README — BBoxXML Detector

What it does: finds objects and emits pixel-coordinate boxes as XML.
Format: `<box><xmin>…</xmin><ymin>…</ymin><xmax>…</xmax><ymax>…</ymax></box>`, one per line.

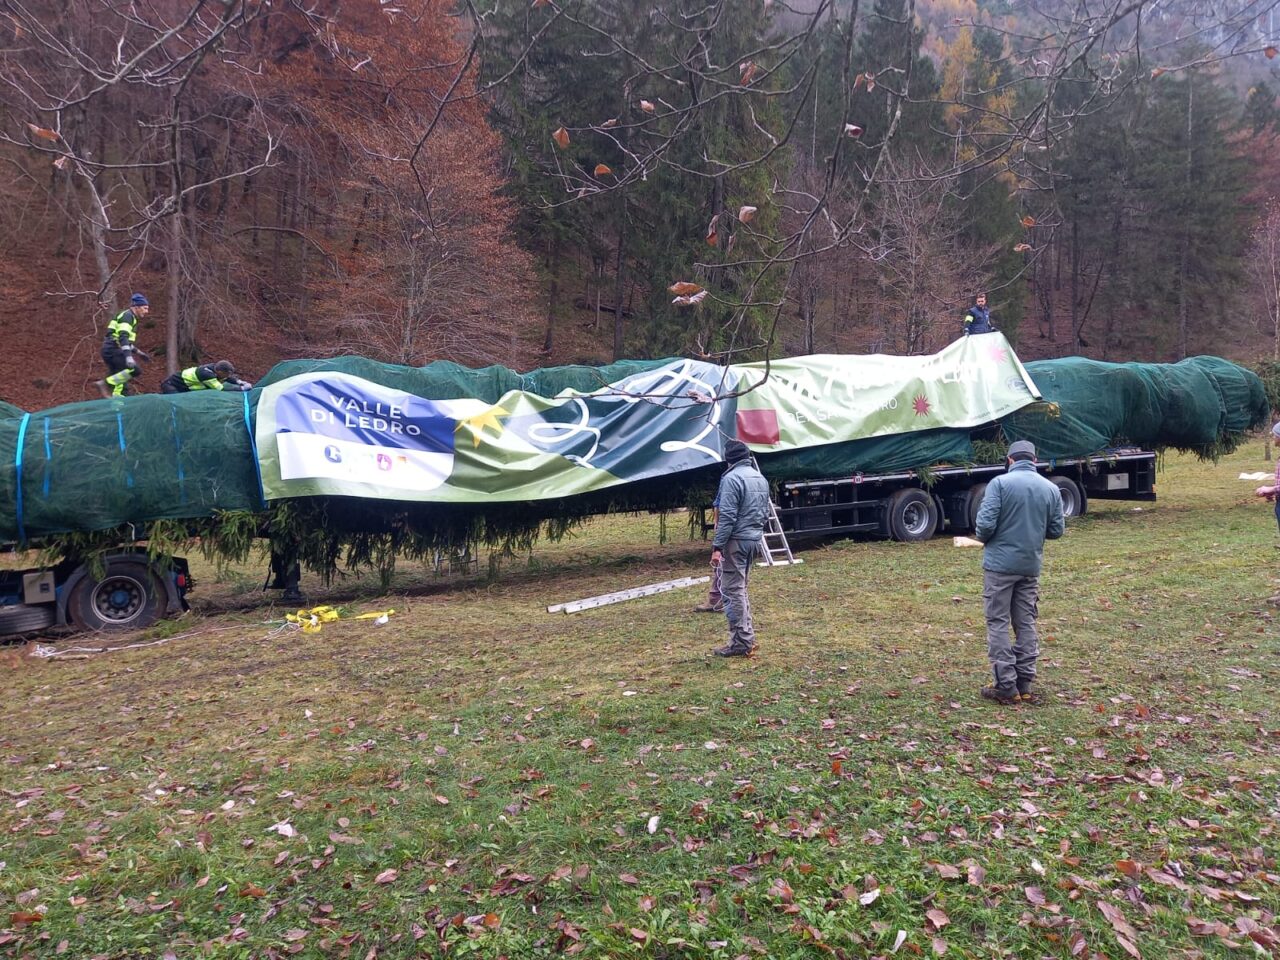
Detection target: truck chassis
<box><xmin>775</xmin><ymin>448</ymin><xmax>1156</xmax><ymax>541</ymax></box>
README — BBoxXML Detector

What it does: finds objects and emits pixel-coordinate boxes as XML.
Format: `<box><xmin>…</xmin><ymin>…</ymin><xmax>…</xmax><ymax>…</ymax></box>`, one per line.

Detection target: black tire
<box><xmin>67</xmin><ymin>558</ymin><xmax>164</xmax><ymax>632</ymax></box>
<box><xmin>1050</xmin><ymin>476</ymin><xmax>1088</xmax><ymax>518</ymax></box>
<box><xmin>965</xmin><ymin>482</ymin><xmax>989</xmax><ymax>531</ymax></box>
<box><xmin>0</xmin><ymin>603</ymin><xmax>57</xmax><ymax>636</ymax></box>
<box><xmin>884</xmin><ymin>487</ymin><xmax>939</xmax><ymax>542</ymax></box>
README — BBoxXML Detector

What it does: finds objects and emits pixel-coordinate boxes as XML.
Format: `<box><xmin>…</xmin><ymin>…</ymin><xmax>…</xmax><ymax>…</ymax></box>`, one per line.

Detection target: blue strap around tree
<box><xmin>243</xmin><ymin>391</ymin><xmax>267</xmax><ymax>508</ymax></box>
<box><xmin>14</xmin><ymin>413</ymin><xmax>30</xmax><ymax>542</ymax></box>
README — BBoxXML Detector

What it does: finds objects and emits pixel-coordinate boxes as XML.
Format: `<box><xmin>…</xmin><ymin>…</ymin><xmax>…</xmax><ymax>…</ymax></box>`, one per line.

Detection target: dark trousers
<box><xmin>101</xmin><ymin>341</ymin><xmax>130</xmax><ymax>375</ymax></box>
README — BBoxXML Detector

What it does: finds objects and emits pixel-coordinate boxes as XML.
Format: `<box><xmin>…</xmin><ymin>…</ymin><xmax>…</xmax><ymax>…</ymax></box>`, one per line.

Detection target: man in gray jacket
<box><xmin>974</xmin><ymin>439</ymin><xmax>1065</xmax><ymax>703</ymax></box>
<box><xmin>711</xmin><ymin>439</ymin><xmax>771</xmax><ymax>657</ymax></box>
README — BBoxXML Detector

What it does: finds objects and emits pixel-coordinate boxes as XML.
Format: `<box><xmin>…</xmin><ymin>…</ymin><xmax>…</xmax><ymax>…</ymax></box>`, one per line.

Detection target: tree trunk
<box><xmin>593</xmin><ymin>255</ymin><xmax>604</xmax><ymax>331</ymax></box>
<box><xmin>1101</xmin><ymin>208</ymin><xmax>1123</xmax><ymax>359</ymax></box>
<box><xmin>1070</xmin><ymin>216</ymin><xmax>1080</xmax><ymax>352</ymax></box>
<box><xmin>802</xmin><ymin>285</ymin><xmax>816</xmax><ymax>354</ymax></box>
<box><xmin>86</xmin><ymin>180</ymin><xmax>116</xmax><ymax>313</ymax></box>
<box><xmin>543</xmin><ymin>235</ymin><xmax>561</xmax><ymax>353</ymax></box>
<box><xmin>166</xmin><ymin>210</ymin><xmax>182</xmax><ymax>373</ymax></box>
<box><xmin>1038</xmin><ymin>251</ymin><xmax>1054</xmax><ymax>342</ymax></box>
<box><xmin>612</xmin><ymin>197</ymin><xmax>629</xmax><ymax>361</ymax></box>
<box><xmin>166</xmin><ymin>105</ymin><xmax>185</xmax><ymax>375</ymax></box>
<box><xmin>1177</xmin><ymin>78</ymin><xmax>1193</xmax><ymax>360</ymax></box>
<box><xmin>1272</xmin><ymin>221</ymin><xmax>1280</xmax><ymax>361</ymax></box>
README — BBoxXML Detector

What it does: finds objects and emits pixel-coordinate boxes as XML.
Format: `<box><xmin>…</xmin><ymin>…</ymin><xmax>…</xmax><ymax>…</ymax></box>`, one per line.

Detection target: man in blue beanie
<box><xmin>95</xmin><ymin>293</ymin><xmax>152</xmax><ymax>398</ymax></box>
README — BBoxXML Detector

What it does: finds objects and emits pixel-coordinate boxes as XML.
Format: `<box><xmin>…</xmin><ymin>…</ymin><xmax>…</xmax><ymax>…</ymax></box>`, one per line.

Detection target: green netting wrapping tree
<box><xmin>0</xmin><ymin>352</ymin><xmax>1269</xmax><ymax>546</ymax></box>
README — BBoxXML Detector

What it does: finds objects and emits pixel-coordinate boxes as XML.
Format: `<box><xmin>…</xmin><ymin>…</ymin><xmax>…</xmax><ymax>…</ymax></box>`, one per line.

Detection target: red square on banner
<box><xmin>736</xmin><ymin>408</ymin><xmax>780</xmax><ymax>445</ymax></box>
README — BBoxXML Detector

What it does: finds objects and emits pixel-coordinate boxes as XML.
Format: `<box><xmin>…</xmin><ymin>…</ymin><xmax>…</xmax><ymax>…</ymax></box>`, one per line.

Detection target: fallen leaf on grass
<box><xmin>1024</xmin><ymin>886</ymin><xmax>1046</xmax><ymax>905</ymax></box>
<box><xmin>1187</xmin><ymin>917</ymin><xmax>1230</xmax><ymax>937</ymax></box>
<box><xmin>1097</xmin><ymin>901</ymin><xmax>1142</xmax><ymax>958</ymax></box>
<box><xmin>859</xmin><ymin>887</ymin><xmax>881</xmax><ymax>905</ymax></box>
<box><xmin>769</xmin><ymin>878</ymin><xmax>795</xmax><ymax>903</ymax></box>
<box><xmin>375</xmin><ymin>869</ymin><xmax>398</xmax><ymax>884</ymax></box>
<box><xmin>925</xmin><ymin>907</ymin><xmax>949</xmax><ymax>930</ymax></box>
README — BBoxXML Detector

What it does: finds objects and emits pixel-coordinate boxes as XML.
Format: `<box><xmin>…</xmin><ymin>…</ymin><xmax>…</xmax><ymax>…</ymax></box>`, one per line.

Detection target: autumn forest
<box><xmin>1</xmin><ymin>0</ymin><xmax>1278</xmax><ymax>409</ymax></box>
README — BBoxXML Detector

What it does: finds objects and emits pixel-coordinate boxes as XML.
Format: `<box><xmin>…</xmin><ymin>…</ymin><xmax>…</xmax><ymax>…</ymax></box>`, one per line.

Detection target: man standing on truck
<box><xmin>962</xmin><ymin>292</ymin><xmax>997</xmax><ymax>335</ymax></box>
<box><xmin>160</xmin><ymin>361</ymin><xmax>252</xmax><ymax>394</ymax></box>
<box><xmin>95</xmin><ymin>293</ymin><xmax>152</xmax><ymax>398</ymax></box>
<box><xmin>973</xmin><ymin>439</ymin><xmax>1065</xmax><ymax>704</ymax></box>
<box><xmin>710</xmin><ymin>439</ymin><xmax>770</xmax><ymax>657</ymax></box>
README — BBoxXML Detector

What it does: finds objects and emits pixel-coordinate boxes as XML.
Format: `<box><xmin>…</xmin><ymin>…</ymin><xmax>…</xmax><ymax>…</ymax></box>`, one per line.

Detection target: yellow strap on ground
<box><xmin>351</xmin><ymin>609</ymin><xmax>395</xmax><ymax>621</ymax></box>
<box><xmin>284</xmin><ymin>605</ymin><xmax>393</xmax><ymax>632</ymax></box>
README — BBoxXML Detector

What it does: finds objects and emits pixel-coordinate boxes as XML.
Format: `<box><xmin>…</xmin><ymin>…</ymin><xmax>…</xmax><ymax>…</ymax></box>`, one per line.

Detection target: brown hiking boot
<box><xmin>712</xmin><ymin>644</ymin><xmax>752</xmax><ymax>658</ymax></box>
<box><xmin>694</xmin><ymin>603</ymin><xmax>724</xmax><ymax>613</ymax></box>
<box><xmin>980</xmin><ymin>685</ymin><xmax>1018</xmax><ymax>705</ymax></box>
<box><xmin>1017</xmin><ymin>682</ymin><xmax>1038</xmax><ymax>704</ymax></box>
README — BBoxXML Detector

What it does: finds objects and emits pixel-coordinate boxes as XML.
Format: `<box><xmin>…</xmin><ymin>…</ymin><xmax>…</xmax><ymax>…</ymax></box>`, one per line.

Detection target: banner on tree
<box><xmin>254</xmin><ymin>334</ymin><xmax>1041</xmax><ymax>503</ymax></box>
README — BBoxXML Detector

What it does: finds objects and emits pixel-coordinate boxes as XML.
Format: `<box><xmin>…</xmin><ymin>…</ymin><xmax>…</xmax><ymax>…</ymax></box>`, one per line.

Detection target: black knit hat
<box><xmin>724</xmin><ymin>439</ymin><xmax>751</xmax><ymax>463</ymax></box>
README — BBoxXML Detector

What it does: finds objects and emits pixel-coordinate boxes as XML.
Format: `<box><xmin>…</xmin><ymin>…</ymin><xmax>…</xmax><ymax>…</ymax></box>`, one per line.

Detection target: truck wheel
<box><xmin>1050</xmin><ymin>476</ymin><xmax>1088</xmax><ymax>518</ymax></box>
<box><xmin>0</xmin><ymin>603</ymin><xmax>57</xmax><ymax>636</ymax></box>
<box><xmin>885</xmin><ymin>488</ymin><xmax>939</xmax><ymax>541</ymax></box>
<box><xmin>965</xmin><ymin>482</ymin><xmax>989</xmax><ymax>531</ymax></box>
<box><xmin>67</xmin><ymin>558</ymin><xmax>164</xmax><ymax>632</ymax></box>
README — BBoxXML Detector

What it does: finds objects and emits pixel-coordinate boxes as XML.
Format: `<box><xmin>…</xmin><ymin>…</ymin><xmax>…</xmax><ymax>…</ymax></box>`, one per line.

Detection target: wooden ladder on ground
<box><xmin>759</xmin><ymin>500</ymin><xmax>803</xmax><ymax>567</ymax></box>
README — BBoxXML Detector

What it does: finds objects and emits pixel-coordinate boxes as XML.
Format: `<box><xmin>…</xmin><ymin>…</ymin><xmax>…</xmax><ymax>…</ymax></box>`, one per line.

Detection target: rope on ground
<box><xmin>30</xmin><ymin>624</ymin><xmax>247</xmax><ymax>658</ymax></box>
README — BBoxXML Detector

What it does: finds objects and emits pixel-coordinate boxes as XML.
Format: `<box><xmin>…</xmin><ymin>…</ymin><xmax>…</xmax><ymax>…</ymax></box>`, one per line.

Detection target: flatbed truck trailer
<box><xmin>0</xmin><ymin>449</ymin><xmax>1157</xmax><ymax>640</ymax></box>
<box><xmin>774</xmin><ymin>448</ymin><xmax>1157</xmax><ymax>541</ymax></box>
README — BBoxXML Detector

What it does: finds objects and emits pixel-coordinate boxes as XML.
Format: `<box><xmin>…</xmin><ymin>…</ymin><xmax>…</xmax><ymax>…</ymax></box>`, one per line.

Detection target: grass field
<box><xmin>1</xmin><ymin>448</ymin><xmax>1278</xmax><ymax>959</ymax></box>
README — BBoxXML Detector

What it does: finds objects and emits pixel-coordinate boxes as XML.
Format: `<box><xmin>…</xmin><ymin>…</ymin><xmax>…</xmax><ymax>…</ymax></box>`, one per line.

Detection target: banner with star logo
<box><xmin>733</xmin><ymin>333</ymin><xmax>1039</xmax><ymax>450</ymax></box>
<box><xmin>254</xmin><ymin>334</ymin><xmax>1040</xmax><ymax>503</ymax></box>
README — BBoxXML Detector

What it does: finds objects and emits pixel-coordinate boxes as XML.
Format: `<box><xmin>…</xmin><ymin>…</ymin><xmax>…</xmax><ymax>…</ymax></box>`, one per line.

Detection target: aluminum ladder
<box><xmin>759</xmin><ymin>500</ymin><xmax>803</xmax><ymax>566</ymax></box>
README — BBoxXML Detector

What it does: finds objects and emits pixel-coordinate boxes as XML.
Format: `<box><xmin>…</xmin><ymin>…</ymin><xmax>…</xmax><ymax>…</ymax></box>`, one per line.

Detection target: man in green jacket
<box><xmin>160</xmin><ymin>361</ymin><xmax>252</xmax><ymax>394</ymax></box>
<box><xmin>973</xmin><ymin>439</ymin><xmax>1065</xmax><ymax>704</ymax></box>
<box><xmin>710</xmin><ymin>439</ymin><xmax>770</xmax><ymax>657</ymax></box>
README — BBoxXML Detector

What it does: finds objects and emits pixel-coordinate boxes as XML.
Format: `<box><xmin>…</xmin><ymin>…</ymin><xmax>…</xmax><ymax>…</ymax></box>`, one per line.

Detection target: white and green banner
<box><xmin>254</xmin><ymin>333</ymin><xmax>1041</xmax><ymax>502</ymax></box>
